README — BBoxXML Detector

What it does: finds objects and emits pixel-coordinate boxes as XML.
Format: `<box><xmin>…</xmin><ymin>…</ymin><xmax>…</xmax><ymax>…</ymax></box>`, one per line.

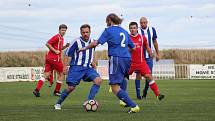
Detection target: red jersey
<box><xmin>130</xmin><ymin>34</ymin><xmax>148</xmax><ymax>64</ymax></box>
<box><xmin>46</xmin><ymin>34</ymin><xmax>64</xmax><ymax>61</ymax></box>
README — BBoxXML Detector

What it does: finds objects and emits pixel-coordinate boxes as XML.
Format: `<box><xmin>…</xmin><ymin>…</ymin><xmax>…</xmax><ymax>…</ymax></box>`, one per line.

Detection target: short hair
<box><xmin>140</xmin><ymin>17</ymin><xmax>148</xmax><ymax>22</ymax></box>
<box><xmin>80</xmin><ymin>24</ymin><xmax>91</xmax><ymax>31</ymax></box>
<box><xmin>129</xmin><ymin>22</ymin><xmax>138</xmax><ymax>27</ymax></box>
<box><xmin>59</xmin><ymin>24</ymin><xmax>67</xmax><ymax>30</ymax></box>
<box><xmin>106</xmin><ymin>13</ymin><xmax>123</xmax><ymax>25</ymax></box>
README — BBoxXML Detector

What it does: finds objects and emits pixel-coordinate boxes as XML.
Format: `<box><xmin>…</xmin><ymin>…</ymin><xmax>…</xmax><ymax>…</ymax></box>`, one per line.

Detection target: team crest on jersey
<box><xmin>138</xmin><ymin>38</ymin><xmax>141</xmax><ymax>42</ymax></box>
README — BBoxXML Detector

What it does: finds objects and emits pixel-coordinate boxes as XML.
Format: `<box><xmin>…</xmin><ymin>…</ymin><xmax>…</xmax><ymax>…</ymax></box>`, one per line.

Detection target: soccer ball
<box><xmin>83</xmin><ymin>100</ymin><xmax>98</xmax><ymax>112</ymax></box>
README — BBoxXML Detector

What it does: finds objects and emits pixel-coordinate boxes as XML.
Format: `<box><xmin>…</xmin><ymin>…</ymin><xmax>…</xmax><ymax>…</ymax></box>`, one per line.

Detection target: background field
<box><xmin>0</xmin><ymin>80</ymin><xmax>215</xmax><ymax>121</ymax></box>
<box><xmin>0</xmin><ymin>49</ymin><xmax>215</xmax><ymax>67</ymax></box>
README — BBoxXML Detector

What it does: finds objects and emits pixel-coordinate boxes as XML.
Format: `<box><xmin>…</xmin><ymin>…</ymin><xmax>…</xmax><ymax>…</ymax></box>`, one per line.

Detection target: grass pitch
<box><xmin>0</xmin><ymin>80</ymin><xmax>215</xmax><ymax>121</ymax></box>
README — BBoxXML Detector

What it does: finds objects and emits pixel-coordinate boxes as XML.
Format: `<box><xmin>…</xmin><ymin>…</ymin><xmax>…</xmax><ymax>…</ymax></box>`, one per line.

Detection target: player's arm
<box><xmin>79</xmin><ymin>40</ymin><xmax>98</xmax><ymax>52</ymax></box>
<box><xmin>46</xmin><ymin>43</ymin><xmax>60</xmax><ymax>54</ymax></box>
<box><xmin>62</xmin><ymin>43</ymin><xmax>70</xmax><ymax>50</ymax></box>
<box><xmin>152</xmin><ymin>27</ymin><xmax>159</xmax><ymax>61</ymax></box>
<box><xmin>63</xmin><ymin>40</ymin><xmax>77</xmax><ymax>74</ymax></box>
<box><xmin>46</xmin><ymin>36</ymin><xmax>60</xmax><ymax>54</ymax></box>
<box><xmin>91</xmin><ymin>51</ymin><xmax>97</xmax><ymax>69</ymax></box>
<box><xmin>153</xmin><ymin>40</ymin><xmax>159</xmax><ymax>61</ymax></box>
<box><xmin>63</xmin><ymin>55</ymin><xmax>69</xmax><ymax>75</ymax></box>
<box><xmin>128</xmin><ymin>35</ymin><xmax>135</xmax><ymax>51</ymax></box>
<box><xmin>128</xmin><ymin>47</ymin><xmax>134</xmax><ymax>52</ymax></box>
<box><xmin>79</xmin><ymin>29</ymin><xmax>109</xmax><ymax>52</ymax></box>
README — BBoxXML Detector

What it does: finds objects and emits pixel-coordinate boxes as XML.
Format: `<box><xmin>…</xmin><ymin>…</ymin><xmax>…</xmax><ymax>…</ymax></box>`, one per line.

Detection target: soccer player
<box><xmin>54</xmin><ymin>24</ymin><xmax>102</xmax><ymax>110</ymax></box>
<box><xmin>79</xmin><ymin>13</ymin><xmax>140</xmax><ymax>114</ymax></box>
<box><xmin>125</xmin><ymin>22</ymin><xmax>164</xmax><ymax>101</ymax></box>
<box><xmin>134</xmin><ymin>17</ymin><xmax>160</xmax><ymax>99</ymax></box>
<box><xmin>33</xmin><ymin>24</ymin><xmax>69</xmax><ymax>97</ymax></box>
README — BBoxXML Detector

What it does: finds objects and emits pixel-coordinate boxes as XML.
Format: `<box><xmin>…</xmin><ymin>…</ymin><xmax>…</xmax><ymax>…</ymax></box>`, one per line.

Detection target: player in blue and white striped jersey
<box><xmin>65</xmin><ymin>35</ymin><xmax>95</xmax><ymax>68</ymax></box>
<box><xmin>54</xmin><ymin>24</ymin><xmax>102</xmax><ymax>110</ymax></box>
<box><xmin>137</xmin><ymin>17</ymin><xmax>160</xmax><ymax>99</ymax></box>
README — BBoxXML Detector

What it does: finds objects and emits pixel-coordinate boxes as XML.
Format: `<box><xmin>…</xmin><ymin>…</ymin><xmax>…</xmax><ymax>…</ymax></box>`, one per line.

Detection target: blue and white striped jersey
<box><xmin>65</xmin><ymin>37</ymin><xmax>95</xmax><ymax>67</ymax></box>
<box><xmin>139</xmin><ymin>26</ymin><xmax>157</xmax><ymax>59</ymax></box>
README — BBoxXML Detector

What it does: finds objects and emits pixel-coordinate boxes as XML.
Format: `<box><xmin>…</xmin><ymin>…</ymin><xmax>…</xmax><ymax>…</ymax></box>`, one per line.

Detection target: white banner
<box><xmin>189</xmin><ymin>64</ymin><xmax>215</xmax><ymax>79</ymax></box>
<box><xmin>0</xmin><ymin>67</ymin><xmax>44</xmax><ymax>82</ymax></box>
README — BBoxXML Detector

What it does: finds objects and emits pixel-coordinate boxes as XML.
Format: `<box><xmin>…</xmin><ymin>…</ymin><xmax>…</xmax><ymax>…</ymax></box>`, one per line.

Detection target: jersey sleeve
<box><xmin>47</xmin><ymin>35</ymin><xmax>58</xmax><ymax>45</ymax></box>
<box><xmin>65</xmin><ymin>40</ymin><xmax>78</xmax><ymax>57</ymax></box>
<box><xmin>152</xmin><ymin>27</ymin><xmax>157</xmax><ymax>41</ymax></box>
<box><xmin>97</xmin><ymin>28</ymin><xmax>109</xmax><ymax>45</ymax></box>
<box><xmin>128</xmin><ymin>34</ymin><xmax>135</xmax><ymax>49</ymax></box>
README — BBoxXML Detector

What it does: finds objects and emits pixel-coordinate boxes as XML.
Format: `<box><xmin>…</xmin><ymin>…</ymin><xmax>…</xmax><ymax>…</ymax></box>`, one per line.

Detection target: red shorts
<box><xmin>128</xmin><ymin>62</ymin><xmax>151</xmax><ymax>76</ymax></box>
<box><xmin>44</xmin><ymin>58</ymin><xmax>63</xmax><ymax>73</ymax></box>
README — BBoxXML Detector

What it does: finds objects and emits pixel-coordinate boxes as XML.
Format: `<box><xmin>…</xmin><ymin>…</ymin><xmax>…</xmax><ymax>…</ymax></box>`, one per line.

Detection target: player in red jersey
<box><xmin>33</xmin><ymin>24</ymin><xmax>69</xmax><ymax>97</ymax></box>
<box><xmin>128</xmin><ymin>22</ymin><xmax>164</xmax><ymax>100</ymax></box>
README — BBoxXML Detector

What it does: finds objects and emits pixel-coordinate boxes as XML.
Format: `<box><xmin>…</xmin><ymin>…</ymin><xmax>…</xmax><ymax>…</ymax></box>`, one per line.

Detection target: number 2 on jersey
<box><xmin>120</xmin><ymin>32</ymin><xmax>126</xmax><ymax>47</ymax></box>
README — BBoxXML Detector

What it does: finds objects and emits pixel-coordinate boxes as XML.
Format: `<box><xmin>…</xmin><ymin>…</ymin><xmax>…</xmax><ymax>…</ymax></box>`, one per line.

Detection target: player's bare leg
<box><xmin>113</xmin><ymin>85</ymin><xmax>127</xmax><ymax>107</ymax></box>
<box><xmin>33</xmin><ymin>71</ymin><xmax>51</xmax><ymax>97</ymax></box>
<box><xmin>120</xmin><ymin>77</ymin><xmax>128</xmax><ymax>91</ymax></box>
<box><xmin>87</xmin><ymin>77</ymin><xmax>102</xmax><ymax>100</ymax></box>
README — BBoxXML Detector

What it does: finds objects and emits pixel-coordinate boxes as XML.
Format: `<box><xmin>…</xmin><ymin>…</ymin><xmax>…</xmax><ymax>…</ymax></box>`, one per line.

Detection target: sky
<box><xmin>0</xmin><ymin>0</ymin><xmax>215</xmax><ymax>51</ymax></box>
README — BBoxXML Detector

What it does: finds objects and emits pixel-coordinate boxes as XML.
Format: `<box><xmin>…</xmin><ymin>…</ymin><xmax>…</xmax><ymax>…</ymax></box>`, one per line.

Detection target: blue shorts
<box><xmin>145</xmin><ymin>58</ymin><xmax>153</xmax><ymax>71</ymax></box>
<box><xmin>66</xmin><ymin>65</ymin><xmax>100</xmax><ymax>87</ymax></box>
<box><xmin>109</xmin><ymin>56</ymin><xmax>131</xmax><ymax>85</ymax></box>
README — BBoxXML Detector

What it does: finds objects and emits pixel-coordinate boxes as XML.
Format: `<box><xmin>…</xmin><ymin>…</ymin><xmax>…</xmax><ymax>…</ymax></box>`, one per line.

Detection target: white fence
<box><xmin>97</xmin><ymin>59</ymin><xmax>176</xmax><ymax>80</ymax></box>
<box><xmin>152</xmin><ymin>59</ymin><xmax>175</xmax><ymax>80</ymax></box>
<box><xmin>97</xmin><ymin>60</ymin><xmax>215</xmax><ymax>80</ymax></box>
<box><xmin>0</xmin><ymin>62</ymin><xmax>215</xmax><ymax>82</ymax></box>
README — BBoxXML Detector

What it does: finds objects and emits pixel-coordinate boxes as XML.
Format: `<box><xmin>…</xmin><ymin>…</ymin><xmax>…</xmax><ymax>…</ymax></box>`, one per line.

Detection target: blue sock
<box><xmin>135</xmin><ymin>79</ymin><xmax>141</xmax><ymax>98</ymax></box>
<box><xmin>56</xmin><ymin>89</ymin><xmax>69</xmax><ymax>104</ymax></box>
<box><xmin>120</xmin><ymin>79</ymin><xmax>127</xmax><ymax>91</ymax></box>
<box><xmin>116</xmin><ymin>89</ymin><xmax>136</xmax><ymax>107</ymax></box>
<box><xmin>88</xmin><ymin>84</ymin><xmax>100</xmax><ymax>100</ymax></box>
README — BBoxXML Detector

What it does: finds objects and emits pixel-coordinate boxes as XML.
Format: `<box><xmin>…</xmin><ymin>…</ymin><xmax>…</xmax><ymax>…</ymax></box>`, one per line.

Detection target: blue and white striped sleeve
<box><xmin>152</xmin><ymin>27</ymin><xmax>157</xmax><ymax>41</ymax></box>
<box><xmin>65</xmin><ymin>39</ymin><xmax>78</xmax><ymax>57</ymax></box>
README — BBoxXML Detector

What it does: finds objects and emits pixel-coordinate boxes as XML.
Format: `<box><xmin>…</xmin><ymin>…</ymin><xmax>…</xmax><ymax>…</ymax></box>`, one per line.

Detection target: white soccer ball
<box><xmin>83</xmin><ymin>100</ymin><xmax>98</xmax><ymax>112</ymax></box>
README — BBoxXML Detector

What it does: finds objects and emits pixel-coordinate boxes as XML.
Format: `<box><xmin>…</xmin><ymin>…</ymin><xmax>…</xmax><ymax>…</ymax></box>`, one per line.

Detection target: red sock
<box><xmin>54</xmin><ymin>81</ymin><xmax>62</xmax><ymax>92</ymax></box>
<box><xmin>36</xmin><ymin>79</ymin><xmax>45</xmax><ymax>91</ymax></box>
<box><xmin>149</xmin><ymin>80</ymin><xmax>159</xmax><ymax>97</ymax></box>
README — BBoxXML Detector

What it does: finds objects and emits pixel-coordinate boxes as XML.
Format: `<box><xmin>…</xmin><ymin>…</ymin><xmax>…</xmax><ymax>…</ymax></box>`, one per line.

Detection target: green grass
<box><xmin>0</xmin><ymin>80</ymin><xmax>215</xmax><ymax>121</ymax></box>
